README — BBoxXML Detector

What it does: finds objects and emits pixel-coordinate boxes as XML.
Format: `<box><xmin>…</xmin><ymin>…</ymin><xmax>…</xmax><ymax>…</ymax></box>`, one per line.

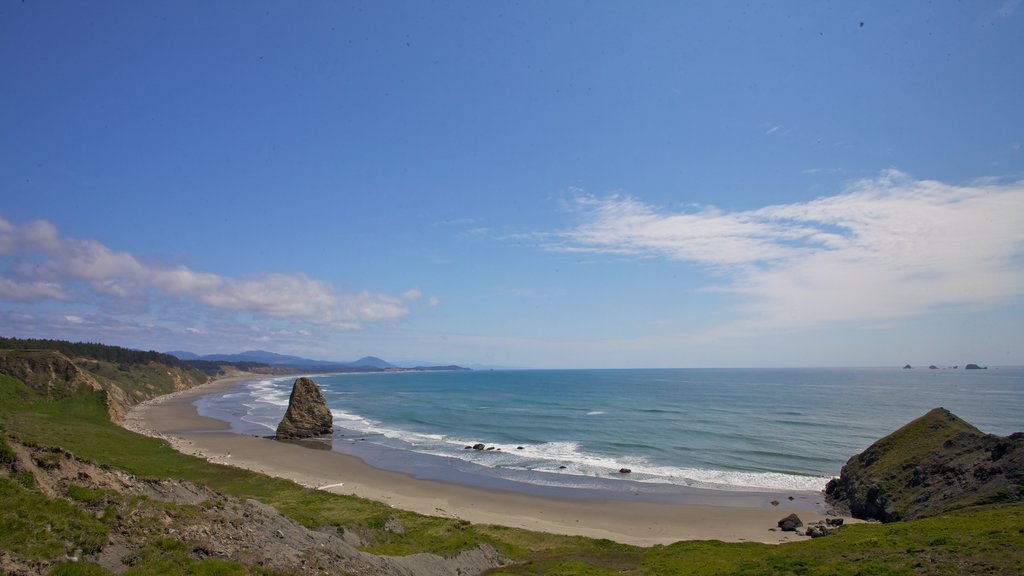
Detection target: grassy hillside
<box><xmin>826</xmin><ymin>408</ymin><xmax>1024</xmax><ymax>522</ymax></box>
<box><xmin>0</xmin><ymin>339</ymin><xmax>213</xmax><ymax>423</ymax></box>
<box><xmin>1</xmin><ymin>353</ymin><xmax>1023</xmax><ymax>574</ymax></box>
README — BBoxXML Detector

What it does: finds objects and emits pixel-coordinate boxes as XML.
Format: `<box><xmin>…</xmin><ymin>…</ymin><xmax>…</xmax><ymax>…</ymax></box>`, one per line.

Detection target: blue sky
<box><xmin>2</xmin><ymin>1</ymin><xmax>1023</xmax><ymax>368</ymax></box>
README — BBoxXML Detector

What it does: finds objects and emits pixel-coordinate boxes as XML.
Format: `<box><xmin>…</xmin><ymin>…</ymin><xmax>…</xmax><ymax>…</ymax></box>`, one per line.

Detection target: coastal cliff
<box><xmin>0</xmin><ymin>349</ymin><xmax>128</xmax><ymax>422</ymax></box>
<box><xmin>825</xmin><ymin>408</ymin><xmax>1024</xmax><ymax>522</ymax></box>
<box><xmin>0</xmin><ymin>348</ymin><xmax>210</xmax><ymax>422</ymax></box>
<box><xmin>276</xmin><ymin>377</ymin><xmax>334</xmax><ymax>439</ymax></box>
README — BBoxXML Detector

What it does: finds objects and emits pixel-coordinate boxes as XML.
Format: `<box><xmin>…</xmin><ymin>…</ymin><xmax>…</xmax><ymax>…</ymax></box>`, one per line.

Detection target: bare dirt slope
<box><xmin>2</xmin><ymin>438</ymin><xmax>507</xmax><ymax>576</ymax></box>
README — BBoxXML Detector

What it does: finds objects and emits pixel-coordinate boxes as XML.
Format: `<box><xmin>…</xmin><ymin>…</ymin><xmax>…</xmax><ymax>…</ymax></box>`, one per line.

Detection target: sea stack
<box><xmin>275</xmin><ymin>377</ymin><xmax>333</xmax><ymax>440</ymax></box>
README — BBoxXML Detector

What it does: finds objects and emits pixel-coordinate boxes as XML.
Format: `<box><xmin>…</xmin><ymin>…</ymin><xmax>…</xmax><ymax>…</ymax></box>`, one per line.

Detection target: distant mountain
<box><xmin>349</xmin><ymin>356</ymin><xmax>395</xmax><ymax>369</ymax></box>
<box><xmin>166</xmin><ymin>350</ymin><xmax>468</xmax><ymax>372</ymax></box>
<box><xmin>168</xmin><ymin>350</ymin><xmax>343</xmax><ymax>367</ymax></box>
<box><xmin>214</xmin><ymin>350</ymin><xmax>334</xmax><ymax>366</ymax></box>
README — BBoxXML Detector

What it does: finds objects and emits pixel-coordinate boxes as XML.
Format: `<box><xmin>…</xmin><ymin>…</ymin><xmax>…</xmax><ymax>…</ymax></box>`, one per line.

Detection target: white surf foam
<box><xmin>235</xmin><ymin>377</ymin><xmax>831</xmax><ymax>493</ymax></box>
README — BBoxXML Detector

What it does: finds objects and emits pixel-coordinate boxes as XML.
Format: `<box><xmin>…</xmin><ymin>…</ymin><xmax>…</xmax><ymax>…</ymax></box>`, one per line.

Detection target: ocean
<box><xmin>195</xmin><ymin>367</ymin><xmax>1024</xmax><ymax>499</ymax></box>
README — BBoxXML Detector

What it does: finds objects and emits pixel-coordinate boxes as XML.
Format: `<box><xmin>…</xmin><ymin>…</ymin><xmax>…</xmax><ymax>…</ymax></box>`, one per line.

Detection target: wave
<box><xmin>231</xmin><ymin>375</ymin><xmax>831</xmax><ymax>493</ymax></box>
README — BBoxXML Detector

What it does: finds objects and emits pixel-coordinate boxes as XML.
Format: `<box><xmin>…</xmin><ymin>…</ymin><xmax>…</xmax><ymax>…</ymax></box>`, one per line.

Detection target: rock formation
<box><xmin>825</xmin><ymin>408</ymin><xmax>1023</xmax><ymax>522</ymax></box>
<box><xmin>275</xmin><ymin>377</ymin><xmax>333</xmax><ymax>440</ymax></box>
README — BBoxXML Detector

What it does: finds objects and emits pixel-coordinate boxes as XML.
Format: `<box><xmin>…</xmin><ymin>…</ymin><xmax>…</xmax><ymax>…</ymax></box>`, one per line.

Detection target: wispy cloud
<box><xmin>994</xmin><ymin>0</ymin><xmax>1022</xmax><ymax>19</ymax></box>
<box><xmin>0</xmin><ymin>218</ymin><xmax>411</xmax><ymax>330</ymax></box>
<box><xmin>979</xmin><ymin>0</ymin><xmax>1022</xmax><ymax>26</ymax></box>
<box><xmin>547</xmin><ymin>170</ymin><xmax>1024</xmax><ymax>334</ymax></box>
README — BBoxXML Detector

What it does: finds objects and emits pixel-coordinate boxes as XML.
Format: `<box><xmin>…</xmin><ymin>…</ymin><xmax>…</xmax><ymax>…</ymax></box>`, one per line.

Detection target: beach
<box><xmin>121</xmin><ymin>375</ymin><xmax>843</xmax><ymax>546</ymax></box>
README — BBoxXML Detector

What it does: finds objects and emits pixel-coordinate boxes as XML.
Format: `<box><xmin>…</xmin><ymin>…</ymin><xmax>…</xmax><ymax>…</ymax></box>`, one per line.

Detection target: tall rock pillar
<box><xmin>275</xmin><ymin>377</ymin><xmax>334</xmax><ymax>439</ymax></box>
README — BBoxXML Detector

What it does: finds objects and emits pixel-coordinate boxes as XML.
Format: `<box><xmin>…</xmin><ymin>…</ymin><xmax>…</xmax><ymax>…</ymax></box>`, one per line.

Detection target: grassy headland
<box><xmin>1</xmin><ymin>340</ymin><xmax>1022</xmax><ymax>575</ymax></box>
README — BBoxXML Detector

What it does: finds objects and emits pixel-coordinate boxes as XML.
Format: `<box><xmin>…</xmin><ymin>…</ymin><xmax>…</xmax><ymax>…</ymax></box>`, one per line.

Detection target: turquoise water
<box><xmin>197</xmin><ymin>367</ymin><xmax>1024</xmax><ymax>495</ymax></box>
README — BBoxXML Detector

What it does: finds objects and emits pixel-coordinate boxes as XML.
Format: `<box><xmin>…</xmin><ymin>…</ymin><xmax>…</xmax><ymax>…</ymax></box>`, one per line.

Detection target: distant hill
<box><xmin>349</xmin><ymin>356</ymin><xmax>395</xmax><ymax>369</ymax></box>
<box><xmin>175</xmin><ymin>350</ymin><xmax>340</xmax><ymax>367</ymax></box>
<box><xmin>167</xmin><ymin>350</ymin><xmax>467</xmax><ymax>372</ymax></box>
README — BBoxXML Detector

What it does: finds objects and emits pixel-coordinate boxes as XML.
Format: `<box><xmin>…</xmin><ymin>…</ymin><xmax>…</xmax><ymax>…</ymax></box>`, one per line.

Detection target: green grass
<box><xmin>48</xmin><ymin>539</ymin><xmax>303</xmax><ymax>576</ymax></box>
<box><xmin>0</xmin><ymin>477</ymin><xmax>109</xmax><ymax>559</ymax></box>
<box><xmin>0</xmin><ymin>374</ymin><xmax>513</xmax><ymax>558</ymax></box>
<box><xmin>3</xmin><ymin>373</ymin><xmax>1024</xmax><ymax>575</ymax></box>
<box><xmin>487</xmin><ymin>507</ymin><xmax>1024</xmax><ymax>575</ymax></box>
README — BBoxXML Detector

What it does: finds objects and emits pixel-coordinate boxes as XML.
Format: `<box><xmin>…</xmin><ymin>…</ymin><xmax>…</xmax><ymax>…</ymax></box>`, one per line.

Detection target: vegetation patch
<box><xmin>0</xmin><ymin>476</ymin><xmax>109</xmax><ymax>559</ymax></box>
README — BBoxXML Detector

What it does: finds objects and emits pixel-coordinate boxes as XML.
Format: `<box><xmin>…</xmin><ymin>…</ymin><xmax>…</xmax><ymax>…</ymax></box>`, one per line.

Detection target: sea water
<box><xmin>196</xmin><ymin>367</ymin><xmax>1024</xmax><ymax>497</ymax></box>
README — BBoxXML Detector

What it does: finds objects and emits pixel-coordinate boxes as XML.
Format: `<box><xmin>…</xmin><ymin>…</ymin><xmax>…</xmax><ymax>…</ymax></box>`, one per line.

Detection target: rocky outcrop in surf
<box><xmin>275</xmin><ymin>377</ymin><xmax>333</xmax><ymax>440</ymax></box>
<box><xmin>825</xmin><ymin>408</ymin><xmax>1024</xmax><ymax>522</ymax></box>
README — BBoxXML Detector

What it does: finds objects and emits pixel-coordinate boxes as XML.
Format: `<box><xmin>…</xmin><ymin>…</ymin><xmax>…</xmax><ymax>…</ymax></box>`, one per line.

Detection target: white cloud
<box><xmin>0</xmin><ymin>277</ymin><xmax>70</xmax><ymax>301</ymax></box>
<box><xmin>551</xmin><ymin>193</ymin><xmax>816</xmax><ymax>265</ymax></box>
<box><xmin>0</xmin><ymin>217</ymin><xmax>411</xmax><ymax>330</ymax></box>
<box><xmin>552</xmin><ymin>171</ymin><xmax>1024</xmax><ymax>333</ymax></box>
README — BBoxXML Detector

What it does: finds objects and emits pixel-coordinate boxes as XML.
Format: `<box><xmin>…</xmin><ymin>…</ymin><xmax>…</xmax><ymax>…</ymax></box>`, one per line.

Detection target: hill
<box><xmin>350</xmin><ymin>355</ymin><xmax>395</xmax><ymax>369</ymax></box>
<box><xmin>168</xmin><ymin>349</ymin><xmax>468</xmax><ymax>372</ymax></box>
<box><xmin>826</xmin><ymin>407</ymin><xmax>1024</xmax><ymax>522</ymax></box>
<box><xmin>0</xmin><ymin>338</ymin><xmax>217</xmax><ymax>421</ymax></box>
<box><xmin>0</xmin><ymin>338</ymin><xmax>280</xmax><ymax>420</ymax></box>
<box><xmin>173</xmin><ymin>349</ymin><xmax>337</xmax><ymax>367</ymax></box>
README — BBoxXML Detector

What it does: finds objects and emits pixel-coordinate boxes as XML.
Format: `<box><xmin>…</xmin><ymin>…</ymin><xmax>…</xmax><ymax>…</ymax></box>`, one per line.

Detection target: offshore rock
<box><xmin>275</xmin><ymin>377</ymin><xmax>333</xmax><ymax>440</ymax></box>
<box><xmin>825</xmin><ymin>408</ymin><xmax>1023</xmax><ymax>523</ymax></box>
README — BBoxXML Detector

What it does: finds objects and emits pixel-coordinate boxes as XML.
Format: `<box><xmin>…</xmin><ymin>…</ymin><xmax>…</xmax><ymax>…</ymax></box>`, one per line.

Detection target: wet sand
<box><xmin>122</xmin><ymin>376</ymin><xmax>840</xmax><ymax>546</ymax></box>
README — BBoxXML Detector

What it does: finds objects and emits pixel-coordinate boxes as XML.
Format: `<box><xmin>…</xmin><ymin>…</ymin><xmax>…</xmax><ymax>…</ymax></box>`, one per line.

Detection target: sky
<box><xmin>2</xmin><ymin>1</ymin><xmax>1023</xmax><ymax>368</ymax></box>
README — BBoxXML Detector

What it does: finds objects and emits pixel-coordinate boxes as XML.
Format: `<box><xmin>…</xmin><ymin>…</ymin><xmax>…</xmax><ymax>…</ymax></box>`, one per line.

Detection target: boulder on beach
<box><xmin>275</xmin><ymin>377</ymin><xmax>333</xmax><ymax>440</ymax></box>
<box><xmin>777</xmin><ymin>513</ymin><xmax>803</xmax><ymax>532</ymax></box>
<box><xmin>804</xmin><ymin>519</ymin><xmax>843</xmax><ymax>538</ymax></box>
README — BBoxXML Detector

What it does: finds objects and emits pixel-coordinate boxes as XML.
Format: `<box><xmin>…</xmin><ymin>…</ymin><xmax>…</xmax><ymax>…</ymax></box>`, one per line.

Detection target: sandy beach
<box><xmin>122</xmin><ymin>376</ymin><xmax>842</xmax><ymax>546</ymax></box>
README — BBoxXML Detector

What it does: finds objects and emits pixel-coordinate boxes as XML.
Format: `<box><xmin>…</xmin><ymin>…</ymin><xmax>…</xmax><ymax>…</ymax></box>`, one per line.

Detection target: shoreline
<box><xmin>121</xmin><ymin>375</ymin><xmax>843</xmax><ymax>546</ymax></box>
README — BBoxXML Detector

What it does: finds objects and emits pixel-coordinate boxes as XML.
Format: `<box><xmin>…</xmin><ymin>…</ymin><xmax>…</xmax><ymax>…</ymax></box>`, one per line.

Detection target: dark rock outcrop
<box><xmin>275</xmin><ymin>377</ymin><xmax>333</xmax><ymax>440</ymax></box>
<box><xmin>825</xmin><ymin>408</ymin><xmax>1023</xmax><ymax>523</ymax></box>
